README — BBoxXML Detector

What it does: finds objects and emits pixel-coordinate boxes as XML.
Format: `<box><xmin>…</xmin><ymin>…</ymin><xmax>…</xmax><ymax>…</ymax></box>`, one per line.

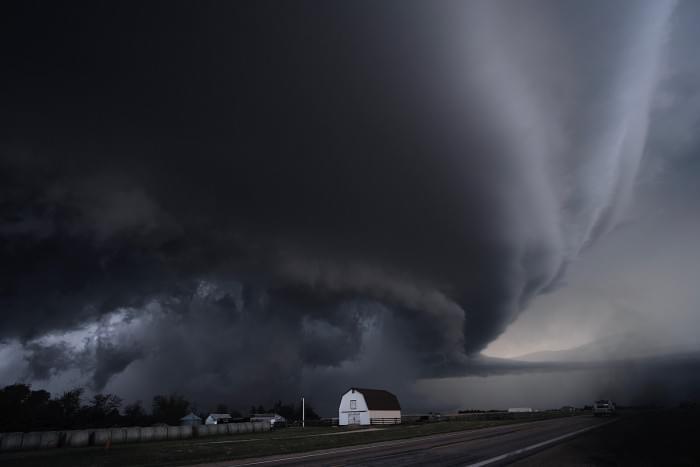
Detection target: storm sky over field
<box><xmin>2</xmin><ymin>1</ymin><xmax>700</xmax><ymax>413</ymax></box>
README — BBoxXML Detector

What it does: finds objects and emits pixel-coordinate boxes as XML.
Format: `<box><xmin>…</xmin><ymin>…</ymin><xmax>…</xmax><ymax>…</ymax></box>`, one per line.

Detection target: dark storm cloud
<box><xmin>91</xmin><ymin>336</ymin><xmax>146</xmax><ymax>390</ymax></box>
<box><xmin>23</xmin><ymin>342</ymin><xmax>77</xmax><ymax>381</ymax></box>
<box><xmin>0</xmin><ymin>0</ymin><xmax>688</xmax><ymax>407</ymax></box>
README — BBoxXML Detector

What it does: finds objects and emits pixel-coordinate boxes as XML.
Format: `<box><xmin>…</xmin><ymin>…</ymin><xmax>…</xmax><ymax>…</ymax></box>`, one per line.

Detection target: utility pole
<box><xmin>302</xmin><ymin>396</ymin><xmax>305</xmax><ymax>429</ymax></box>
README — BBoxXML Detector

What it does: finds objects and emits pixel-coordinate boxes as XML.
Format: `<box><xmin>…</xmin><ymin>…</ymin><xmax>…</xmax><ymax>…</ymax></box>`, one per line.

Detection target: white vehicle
<box><xmin>593</xmin><ymin>400</ymin><xmax>616</xmax><ymax>416</ymax></box>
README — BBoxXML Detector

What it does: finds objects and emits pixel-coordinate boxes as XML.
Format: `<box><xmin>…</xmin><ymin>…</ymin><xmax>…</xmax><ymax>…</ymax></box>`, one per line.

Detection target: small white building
<box><xmin>507</xmin><ymin>407</ymin><xmax>533</xmax><ymax>413</ymax></box>
<box><xmin>339</xmin><ymin>388</ymin><xmax>401</xmax><ymax>426</ymax></box>
<box><xmin>205</xmin><ymin>413</ymin><xmax>233</xmax><ymax>424</ymax></box>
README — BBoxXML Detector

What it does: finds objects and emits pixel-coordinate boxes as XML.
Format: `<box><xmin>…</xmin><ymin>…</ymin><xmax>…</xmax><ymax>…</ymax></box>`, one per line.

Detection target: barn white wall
<box><xmin>338</xmin><ymin>390</ymin><xmax>370</xmax><ymax>425</ymax></box>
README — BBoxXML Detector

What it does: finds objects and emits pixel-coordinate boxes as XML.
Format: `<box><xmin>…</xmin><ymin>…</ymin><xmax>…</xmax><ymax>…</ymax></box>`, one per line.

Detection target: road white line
<box><xmin>464</xmin><ymin>419</ymin><xmax>618</xmax><ymax>467</ymax></box>
<box><xmin>224</xmin><ymin>439</ymin><xmax>414</xmax><ymax>466</ymax></box>
<box><xmin>223</xmin><ymin>434</ymin><xmax>455</xmax><ymax>467</ymax></box>
<box><xmin>200</xmin><ymin>438</ymin><xmax>262</xmax><ymax>445</ymax></box>
<box><xmin>223</xmin><ymin>425</ymin><xmax>531</xmax><ymax>467</ymax></box>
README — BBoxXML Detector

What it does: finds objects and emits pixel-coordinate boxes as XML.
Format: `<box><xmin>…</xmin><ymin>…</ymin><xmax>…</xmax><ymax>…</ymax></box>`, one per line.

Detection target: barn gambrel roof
<box><xmin>349</xmin><ymin>388</ymin><xmax>401</xmax><ymax>410</ymax></box>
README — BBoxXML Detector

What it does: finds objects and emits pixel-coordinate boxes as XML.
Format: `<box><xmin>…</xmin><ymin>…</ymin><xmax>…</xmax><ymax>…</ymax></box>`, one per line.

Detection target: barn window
<box><xmin>350</xmin><ymin>400</ymin><xmax>357</xmax><ymax>410</ymax></box>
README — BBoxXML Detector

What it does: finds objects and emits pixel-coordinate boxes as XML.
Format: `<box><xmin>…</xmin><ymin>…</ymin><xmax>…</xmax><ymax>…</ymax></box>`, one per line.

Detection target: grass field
<box><xmin>0</xmin><ymin>412</ymin><xmax>577</xmax><ymax>467</ymax></box>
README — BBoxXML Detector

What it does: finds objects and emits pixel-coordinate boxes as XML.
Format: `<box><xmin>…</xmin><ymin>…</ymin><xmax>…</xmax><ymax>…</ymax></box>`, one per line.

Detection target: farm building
<box><xmin>507</xmin><ymin>407</ymin><xmax>533</xmax><ymax>413</ymax></box>
<box><xmin>180</xmin><ymin>412</ymin><xmax>203</xmax><ymax>426</ymax></box>
<box><xmin>251</xmin><ymin>413</ymin><xmax>287</xmax><ymax>428</ymax></box>
<box><xmin>205</xmin><ymin>413</ymin><xmax>232</xmax><ymax>424</ymax></box>
<box><xmin>339</xmin><ymin>388</ymin><xmax>401</xmax><ymax>425</ymax></box>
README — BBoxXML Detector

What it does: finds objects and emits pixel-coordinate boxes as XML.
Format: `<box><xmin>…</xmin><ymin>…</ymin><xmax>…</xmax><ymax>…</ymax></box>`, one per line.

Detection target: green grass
<box><xmin>0</xmin><ymin>412</ymin><xmax>578</xmax><ymax>467</ymax></box>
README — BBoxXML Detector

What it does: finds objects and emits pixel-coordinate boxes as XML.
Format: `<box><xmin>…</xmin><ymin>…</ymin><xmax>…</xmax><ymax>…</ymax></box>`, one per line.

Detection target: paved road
<box><xmin>194</xmin><ymin>416</ymin><xmax>614</xmax><ymax>467</ymax></box>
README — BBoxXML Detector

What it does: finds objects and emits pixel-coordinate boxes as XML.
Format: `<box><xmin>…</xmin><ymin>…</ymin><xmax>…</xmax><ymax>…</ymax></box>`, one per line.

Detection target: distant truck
<box><xmin>593</xmin><ymin>400</ymin><xmax>616</xmax><ymax>416</ymax></box>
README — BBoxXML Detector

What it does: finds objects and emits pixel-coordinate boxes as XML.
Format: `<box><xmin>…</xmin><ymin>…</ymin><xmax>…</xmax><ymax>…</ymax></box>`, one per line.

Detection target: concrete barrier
<box><xmin>20</xmin><ymin>432</ymin><xmax>41</xmax><ymax>450</ymax></box>
<box><xmin>110</xmin><ymin>428</ymin><xmax>126</xmax><ymax>444</ymax></box>
<box><xmin>195</xmin><ymin>425</ymin><xmax>215</xmax><ymax>437</ymax></box>
<box><xmin>153</xmin><ymin>426</ymin><xmax>167</xmax><ymax>441</ymax></box>
<box><xmin>140</xmin><ymin>426</ymin><xmax>154</xmax><ymax>442</ymax></box>
<box><xmin>167</xmin><ymin>425</ymin><xmax>181</xmax><ymax>440</ymax></box>
<box><xmin>2</xmin><ymin>419</ymin><xmax>252</xmax><ymax>452</ymax></box>
<box><xmin>253</xmin><ymin>421</ymin><xmax>269</xmax><ymax>432</ymax></box>
<box><xmin>0</xmin><ymin>432</ymin><xmax>23</xmax><ymax>451</ymax></box>
<box><xmin>40</xmin><ymin>431</ymin><xmax>59</xmax><ymax>449</ymax></box>
<box><xmin>93</xmin><ymin>429</ymin><xmax>111</xmax><ymax>446</ymax></box>
<box><xmin>125</xmin><ymin>427</ymin><xmax>141</xmax><ymax>443</ymax></box>
<box><xmin>180</xmin><ymin>425</ymin><xmax>193</xmax><ymax>439</ymax></box>
<box><xmin>66</xmin><ymin>430</ymin><xmax>90</xmax><ymax>447</ymax></box>
<box><xmin>57</xmin><ymin>431</ymin><xmax>67</xmax><ymax>447</ymax></box>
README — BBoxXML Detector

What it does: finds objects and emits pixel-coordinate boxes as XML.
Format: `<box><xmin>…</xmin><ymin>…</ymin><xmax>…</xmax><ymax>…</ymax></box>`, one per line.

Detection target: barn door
<box><xmin>348</xmin><ymin>413</ymin><xmax>361</xmax><ymax>425</ymax></box>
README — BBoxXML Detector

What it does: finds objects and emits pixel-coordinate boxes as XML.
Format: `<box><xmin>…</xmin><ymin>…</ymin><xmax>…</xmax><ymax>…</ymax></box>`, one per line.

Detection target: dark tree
<box><xmin>271</xmin><ymin>400</ymin><xmax>296</xmax><ymax>420</ymax></box>
<box><xmin>0</xmin><ymin>384</ymin><xmax>51</xmax><ymax>431</ymax></box>
<box><xmin>123</xmin><ymin>400</ymin><xmax>149</xmax><ymax>426</ymax></box>
<box><xmin>299</xmin><ymin>402</ymin><xmax>320</xmax><ymax>421</ymax></box>
<box><xmin>55</xmin><ymin>388</ymin><xmax>84</xmax><ymax>428</ymax></box>
<box><xmin>85</xmin><ymin>393</ymin><xmax>123</xmax><ymax>427</ymax></box>
<box><xmin>259</xmin><ymin>400</ymin><xmax>320</xmax><ymax>422</ymax></box>
<box><xmin>57</xmin><ymin>388</ymin><xmax>83</xmax><ymax>419</ymax></box>
<box><xmin>124</xmin><ymin>400</ymin><xmax>146</xmax><ymax>418</ymax></box>
<box><xmin>152</xmin><ymin>394</ymin><xmax>190</xmax><ymax>425</ymax></box>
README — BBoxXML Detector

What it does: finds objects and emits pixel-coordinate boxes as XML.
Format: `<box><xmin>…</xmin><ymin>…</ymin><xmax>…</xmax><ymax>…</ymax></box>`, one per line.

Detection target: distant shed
<box><xmin>339</xmin><ymin>388</ymin><xmax>401</xmax><ymax>426</ymax></box>
<box><xmin>205</xmin><ymin>413</ymin><xmax>232</xmax><ymax>425</ymax></box>
<box><xmin>251</xmin><ymin>413</ymin><xmax>287</xmax><ymax>427</ymax></box>
<box><xmin>180</xmin><ymin>412</ymin><xmax>203</xmax><ymax>426</ymax></box>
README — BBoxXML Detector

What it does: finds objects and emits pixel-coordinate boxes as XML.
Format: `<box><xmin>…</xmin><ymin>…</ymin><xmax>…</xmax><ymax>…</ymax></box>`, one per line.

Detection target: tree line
<box><xmin>0</xmin><ymin>383</ymin><xmax>318</xmax><ymax>432</ymax></box>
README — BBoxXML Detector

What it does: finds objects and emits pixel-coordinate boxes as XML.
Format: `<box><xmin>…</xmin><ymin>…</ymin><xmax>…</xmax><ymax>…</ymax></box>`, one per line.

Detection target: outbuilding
<box><xmin>205</xmin><ymin>413</ymin><xmax>232</xmax><ymax>425</ymax></box>
<box><xmin>250</xmin><ymin>413</ymin><xmax>287</xmax><ymax>428</ymax></box>
<box><xmin>338</xmin><ymin>388</ymin><xmax>401</xmax><ymax>425</ymax></box>
<box><xmin>180</xmin><ymin>412</ymin><xmax>203</xmax><ymax>426</ymax></box>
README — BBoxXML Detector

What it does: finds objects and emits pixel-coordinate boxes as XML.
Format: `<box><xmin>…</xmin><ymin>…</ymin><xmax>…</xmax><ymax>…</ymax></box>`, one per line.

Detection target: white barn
<box><xmin>339</xmin><ymin>388</ymin><xmax>401</xmax><ymax>426</ymax></box>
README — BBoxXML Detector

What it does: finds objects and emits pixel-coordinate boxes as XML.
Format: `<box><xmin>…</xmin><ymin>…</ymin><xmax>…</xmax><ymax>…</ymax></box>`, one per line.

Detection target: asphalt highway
<box><xmin>195</xmin><ymin>415</ymin><xmax>614</xmax><ymax>467</ymax></box>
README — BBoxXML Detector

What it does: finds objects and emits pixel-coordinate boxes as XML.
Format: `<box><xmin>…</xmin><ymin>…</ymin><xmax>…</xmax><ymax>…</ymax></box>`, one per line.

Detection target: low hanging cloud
<box><xmin>0</xmin><ymin>0</ymin><xmax>691</xmax><ymax>408</ymax></box>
